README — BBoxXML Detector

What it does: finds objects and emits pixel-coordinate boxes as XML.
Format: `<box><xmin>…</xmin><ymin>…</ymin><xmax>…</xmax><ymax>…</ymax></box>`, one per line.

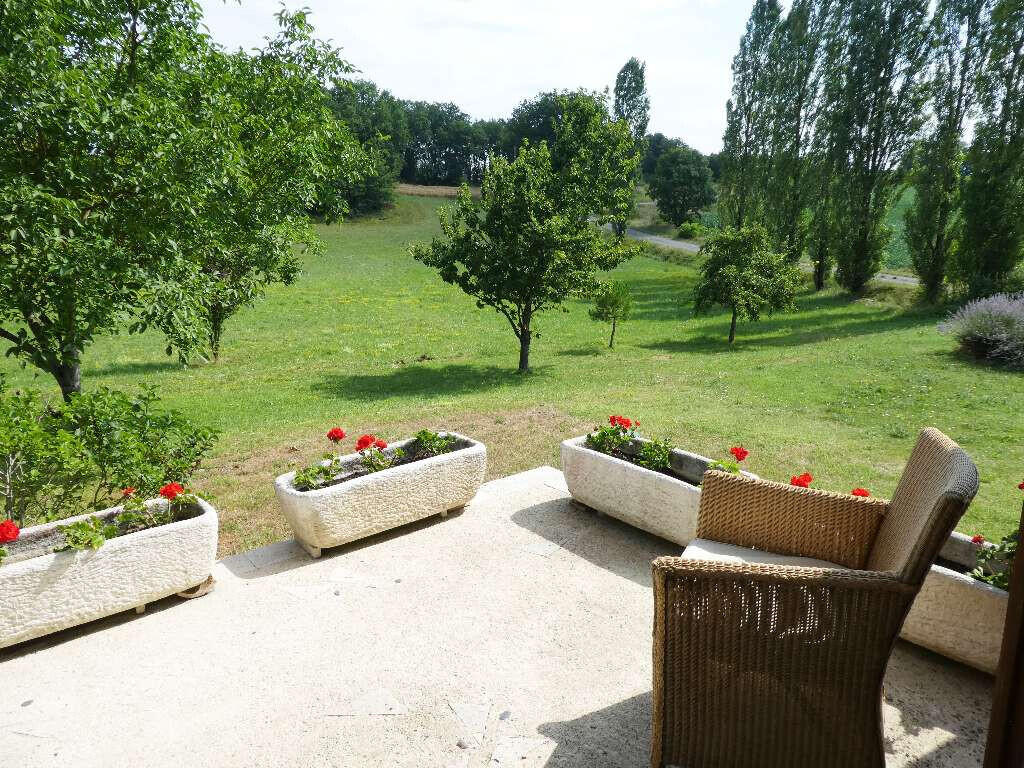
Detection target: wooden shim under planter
<box><xmin>0</xmin><ymin>498</ymin><xmax>218</xmax><ymax>650</ymax></box>
<box><xmin>273</xmin><ymin>432</ymin><xmax>487</xmax><ymax>557</ymax></box>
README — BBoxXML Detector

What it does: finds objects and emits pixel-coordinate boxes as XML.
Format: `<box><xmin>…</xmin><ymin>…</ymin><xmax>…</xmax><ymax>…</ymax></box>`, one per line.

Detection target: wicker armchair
<box><xmin>651</xmin><ymin>428</ymin><xmax>979</xmax><ymax>768</ymax></box>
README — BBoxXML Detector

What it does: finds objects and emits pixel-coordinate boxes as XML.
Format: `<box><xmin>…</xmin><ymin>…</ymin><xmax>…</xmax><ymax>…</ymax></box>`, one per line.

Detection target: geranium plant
<box><xmin>970</xmin><ymin>480</ymin><xmax>1023</xmax><ymax>590</ymax></box>
<box><xmin>292</xmin><ymin>427</ymin><xmax>457</xmax><ymax>492</ymax></box>
<box><xmin>709</xmin><ymin>445</ymin><xmax>750</xmax><ymax>475</ymax></box>
<box><xmin>584</xmin><ymin>415</ymin><xmax>672</xmax><ymax>473</ymax></box>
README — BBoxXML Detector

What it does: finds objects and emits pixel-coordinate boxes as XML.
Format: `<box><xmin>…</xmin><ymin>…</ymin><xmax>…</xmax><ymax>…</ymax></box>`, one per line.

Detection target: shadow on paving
<box><xmin>510</xmin><ymin>498</ymin><xmax>678</xmax><ymax>588</ymax></box>
<box><xmin>315</xmin><ymin>363</ymin><xmax>546</xmax><ymax>401</ymax></box>
<box><xmin>538</xmin><ymin>691</ymin><xmax>651</xmax><ymax>767</ymax></box>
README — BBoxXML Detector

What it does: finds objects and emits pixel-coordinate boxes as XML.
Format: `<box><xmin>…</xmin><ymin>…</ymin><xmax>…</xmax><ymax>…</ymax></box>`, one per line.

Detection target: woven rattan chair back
<box><xmin>865</xmin><ymin>427</ymin><xmax>979</xmax><ymax>584</ymax></box>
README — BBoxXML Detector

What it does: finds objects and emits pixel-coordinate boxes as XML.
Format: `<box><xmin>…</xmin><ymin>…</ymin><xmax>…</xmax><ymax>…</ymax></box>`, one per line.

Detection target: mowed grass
<box><xmin>3</xmin><ymin>193</ymin><xmax>1022</xmax><ymax>555</ymax></box>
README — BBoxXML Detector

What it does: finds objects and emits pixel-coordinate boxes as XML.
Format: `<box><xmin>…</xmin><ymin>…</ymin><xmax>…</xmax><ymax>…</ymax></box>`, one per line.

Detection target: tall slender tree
<box><xmin>762</xmin><ymin>0</ymin><xmax>833</xmax><ymax>262</ymax></box>
<box><xmin>718</xmin><ymin>0</ymin><xmax>782</xmax><ymax>229</ymax></box>
<box><xmin>956</xmin><ymin>0</ymin><xmax>1024</xmax><ymax>295</ymax></box>
<box><xmin>904</xmin><ymin>0</ymin><xmax>992</xmax><ymax>302</ymax></box>
<box><xmin>828</xmin><ymin>0</ymin><xmax>930</xmax><ymax>294</ymax></box>
<box><xmin>613</xmin><ymin>58</ymin><xmax>650</xmax><ymax>145</ymax></box>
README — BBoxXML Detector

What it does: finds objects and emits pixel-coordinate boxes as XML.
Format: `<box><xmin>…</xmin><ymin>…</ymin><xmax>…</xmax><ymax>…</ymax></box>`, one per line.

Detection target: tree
<box><xmin>761</xmin><ymin>0</ymin><xmax>832</xmax><ymax>262</ymax></box>
<box><xmin>956</xmin><ymin>0</ymin><xmax>1024</xmax><ymax>295</ymax></box>
<box><xmin>693</xmin><ymin>227</ymin><xmax>801</xmax><ymax>343</ymax></box>
<box><xmin>0</xmin><ymin>2</ymin><xmax>364</xmax><ymax>395</ymax></box>
<box><xmin>642</xmin><ymin>133</ymin><xmax>685</xmax><ymax>179</ymax></box>
<box><xmin>411</xmin><ymin>97</ymin><xmax>640</xmax><ymax>372</ymax></box>
<box><xmin>718</xmin><ymin>0</ymin><xmax>783</xmax><ymax>228</ymax></box>
<box><xmin>400</xmin><ymin>101</ymin><xmax>476</xmax><ymax>185</ymax></box>
<box><xmin>828</xmin><ymin>0</ymin><xmax>930</xmax><ymax>294</ymax></box>
<box><xmin>613</xmin><ymin>58</ymin><xmax>650</xmax><ymax>145</ymax></box>
<box><xmin>905</xmin><ymin>0</ymin><xmax>992</xmax><ymax>302</ymax></box>
<box><xmin>589</xmin><ymin>282</ymin><xmax>634</xmax><ymax>348</ymax></box>
<box><xmin>326</xmin><ymin>79</ymin><xmax>411</xmax><ymax>214</ymax></box>
<box><xmin>647</xmin><ymin>146</ymin><xmax>716</xmax><ymax>226</ymax></box>
<box><xmin>183</xmin><ymin>10</ymin><xmax>367</xmax><ymax>361</ymax></box>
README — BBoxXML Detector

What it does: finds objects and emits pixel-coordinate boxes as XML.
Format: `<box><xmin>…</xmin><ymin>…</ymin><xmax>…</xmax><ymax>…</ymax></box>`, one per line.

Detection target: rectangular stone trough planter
<box><xmin>901</xmin><ymin>531</ymin><xmax>1009</xmax><ymax>675</ymax></box>
<box><xmin>0</xmin><ymin>498</ymin><xmax>218</xmax><ymax>651</ymax></box>
<box><xmin>560</xmin><ymin>435</ymin><xmax>756</xmax><ymax>546</ymax></box>
<box><xmin>274</xmin><ymin>432</ymin><xmax>486</xmax><ymax>557</ymax></box>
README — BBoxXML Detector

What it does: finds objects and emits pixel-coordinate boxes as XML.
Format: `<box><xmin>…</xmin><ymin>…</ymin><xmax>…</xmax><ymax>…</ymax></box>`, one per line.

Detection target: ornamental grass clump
<box><xmin>939</xmin><ymin>292</ymin><xmax>1024</xmax><ymax>370</ymax></box>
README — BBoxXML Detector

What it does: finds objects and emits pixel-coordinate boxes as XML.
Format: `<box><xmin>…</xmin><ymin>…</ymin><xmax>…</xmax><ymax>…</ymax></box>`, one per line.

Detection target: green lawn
<box><xmin>3</xmin><ymin>193</ymin><xmax>1022</xmax><ymax>555</ymax></box>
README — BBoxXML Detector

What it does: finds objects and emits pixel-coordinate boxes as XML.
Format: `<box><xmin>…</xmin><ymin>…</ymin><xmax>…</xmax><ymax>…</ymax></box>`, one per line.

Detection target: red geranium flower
<box><xmin>851</xmin><ymin>488</ymin><xmax>870</xmax><ymax>497</ymax></box>
<box><xmin>729</xmin><ymin>445</ymin><xmax>749</xmax><ymax>463</ymax></box>
<box><xmin>971</xmin><ymin>534</ymin><xmax>985</xmax><ymax>545</ymax></box>
<box><xmin>355</xmin><ymin>434</ymin><xmax>375</xmax><ymax>452</ymax></box>
<box><xmin>790</xmin><ymin>472</ymin><xmax>813</xmax><ymax>488</ymax></box>
<box><xmin>609</xmin><ymin>415</ymin><xmax>632</xmax><ymax>429</ymax></box>
<box><xmin>159</xmin><ymin>482</ymin><xmax>184</xmax><ymax>501</ymax></box>
<box><xmin>327</xmin><ymin>427</ymin><xmax>346</xmax><ymax>443</ymax></box>
<box><xmin>121</xmin><ymin>487</ymin><xmax>137</xmax><ymax>497</ymax></box>
<box><xmin>0</xmin><ymin>519</ymin><xmax>19</xmax><ymax>544</ymax></box>
<box><xmin>374</xmin><ymin>438</ymin><xmax>387</xmax><ymax>450</ymax></box>
<box><xmin>1018</xmin><ymin>481</ymin><xmax>1024</xmax><ymax>491</ymax></box>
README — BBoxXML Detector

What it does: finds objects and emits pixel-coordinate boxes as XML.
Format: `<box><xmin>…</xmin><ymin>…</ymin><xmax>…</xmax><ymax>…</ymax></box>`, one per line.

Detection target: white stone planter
<box><xmin>901</xmin><ymin>531</ymin><xmax>1008</xmax><ymax>674</ymax></box>
<box><xmin>274</xmin><ymin>432</ymin><xmax>486</xmax><ymax>557</ymax></box>
<box><xmin>0</xmin><ymin>498</ymin><xmax>218</xmax><ymax>650</ymax></box>
<box><xmin>561</xmin><ymin>436</ymin><xmax>756</xmax><ymax>546</ymax></box>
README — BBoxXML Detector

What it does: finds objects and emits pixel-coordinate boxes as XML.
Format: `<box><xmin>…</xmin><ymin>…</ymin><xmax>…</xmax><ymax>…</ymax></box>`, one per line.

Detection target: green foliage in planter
<box><xmin>634</xmin><ymin>438</ymin><xmax>673</xmax><ymax>472</ymax></box>
<box><xmin>360</xmin><ymin>446</ymin><xmax>405</xmax><ymax>474</ymax></box>
<box><xmin>584</xmin><ymin>424</ymin><xmax>634</xmax><ymax>456</ymax></box>
<box><xmin>0</xmin><ymin>384</ymin><xmax>216</xmax><ymax>528</ymax></box>
<box><xmin>708</xmin><ymin>459</ymin><xmax>741</xmax><ymax>475</ymax></box>
<box><xmin>973</xmin><ymin>529</ymin><xmax>1018</xmax><ymax>591</ymax></box>
<box><xmin>414</xmin><ymin>429</ymin><xmax>456</xmax><ymax>458</ymax></box>
<box><xmin>61</xmin><ymin>516</ymin><xmax>119</xmax><ymax>551</ymax></box>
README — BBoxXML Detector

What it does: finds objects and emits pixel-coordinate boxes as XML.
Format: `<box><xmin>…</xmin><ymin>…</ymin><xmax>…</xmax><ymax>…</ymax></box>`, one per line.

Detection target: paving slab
<box><xmin>0</xmin><ymin>467</ymin><xmax>991</xmax><ymax>767</ymax></box>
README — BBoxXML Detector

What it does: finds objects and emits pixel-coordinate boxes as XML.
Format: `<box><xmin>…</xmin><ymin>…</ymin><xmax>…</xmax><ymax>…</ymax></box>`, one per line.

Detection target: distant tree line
<box><xmin>718</xmin><ymin>0</ymin><xmax>1024</xmax><ymax>299</ymax></box>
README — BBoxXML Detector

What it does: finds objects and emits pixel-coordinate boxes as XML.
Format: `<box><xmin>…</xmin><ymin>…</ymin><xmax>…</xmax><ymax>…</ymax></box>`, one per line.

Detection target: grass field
<box><xmin>3</xmin><ymin>193</ymin><xmax>1022</xmax><ymax>555</ymax></box>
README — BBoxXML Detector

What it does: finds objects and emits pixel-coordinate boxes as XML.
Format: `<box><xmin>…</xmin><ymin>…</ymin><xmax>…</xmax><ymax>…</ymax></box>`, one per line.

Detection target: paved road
<box><xmin>621</xmin><ymin>225</ymin><xmax>920</xmax><ymax>287</ymax></box>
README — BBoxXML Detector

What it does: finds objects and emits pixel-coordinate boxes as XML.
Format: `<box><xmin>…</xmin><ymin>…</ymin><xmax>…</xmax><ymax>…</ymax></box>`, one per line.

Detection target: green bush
<box><xmin>0</xmin><ymin>385</ymin><xmax>217</xmax><ymax>528</ymax></box>
<box><xmin>677</xmin><ymin>221</ymin><xmax>705</xmax><ymax>239</ymax></box>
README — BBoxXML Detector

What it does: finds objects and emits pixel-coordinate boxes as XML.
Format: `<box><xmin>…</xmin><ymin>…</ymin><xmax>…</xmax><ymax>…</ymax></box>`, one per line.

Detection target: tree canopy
<box><xmin>411</xmin><ymin>95</ymin><xmax>640</xmax><ymax>372</ymax></box>
<box><xmin>0</xmin><ymin>0</ymin><xmax>365</xmax><ymax>396</ymax></box>
<box><xmin>647</xmin><ymin>146</ymin><xmax>716</xmax><ymax>226</ymax></box>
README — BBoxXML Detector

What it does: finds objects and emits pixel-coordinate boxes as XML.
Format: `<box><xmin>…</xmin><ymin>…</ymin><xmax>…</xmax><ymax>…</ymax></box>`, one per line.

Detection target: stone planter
<box><xmin>0</xmin><ymin>498</ymin><xmax>218</xmax><ymax>650</ymax></box>
<box><xmin>560</xmin><ymin>435</ymin><xmax>757</xmax><ymax>546</ymax></box>
<box><xmin>901</xmin><ymin>531</ymin><xmax>1008</xmax><ymax>674</ymax></box>
<box><xmin>274</xmin><ymin>432</ymin><xmax>486</xmax><ymax>557</ymax></box>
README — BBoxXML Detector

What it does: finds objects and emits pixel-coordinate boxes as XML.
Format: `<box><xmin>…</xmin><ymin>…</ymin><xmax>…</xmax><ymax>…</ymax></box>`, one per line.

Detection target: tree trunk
<box><xmin>728</xmin><ymin>308</ymin><xmax>738</xmax><ymax>344</ymax></box>
<box><xmin>517</xmin><ymin>334</ymin><xmax>531</xmax><ymax>372</ymax></box>
<box><xmin>53</xmin><ymin>355</ymin><xmax>81</xmax><ymax>402</ymax></box>
<box><xmin>209</xmin><ymin>306</ymin><xmax>225</xmax><ymax>362</ymax></box>
<box><xmin>609</xmin><ymin>319</ymin><xmax>617</xmax><ymax>349</ymax></box>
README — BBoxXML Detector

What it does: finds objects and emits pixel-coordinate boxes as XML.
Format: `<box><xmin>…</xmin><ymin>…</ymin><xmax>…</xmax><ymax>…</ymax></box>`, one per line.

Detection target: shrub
<box><xmin>677</xmin><ymin>221</ymin><xmax>705</xmax><ymax>239</ymax></box>
<box><xmin>0</xmin><ymin>385</ymin><xmax>216</xmax><ymax>528</ymax></box>
<box><xmin>938</xmin><ymin>292</ymin><xmax>1024</xmax><ymax>369</ymax></box>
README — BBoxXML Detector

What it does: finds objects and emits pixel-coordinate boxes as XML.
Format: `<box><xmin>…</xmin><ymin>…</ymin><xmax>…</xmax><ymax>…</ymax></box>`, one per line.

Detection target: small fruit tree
<box><xmin>412</xmin><ymin>94</ymin><xmax>640</xmax><ymax>372</ymax></box>
<box><xmin>589</xmin><ymin>282</ymin><xmax>634</xmax><ymax>348</ymax></box>
<box><xmin>693</xmin><ymin>226</ymin><xmax>801</xmax><ymax>343</ymax></box>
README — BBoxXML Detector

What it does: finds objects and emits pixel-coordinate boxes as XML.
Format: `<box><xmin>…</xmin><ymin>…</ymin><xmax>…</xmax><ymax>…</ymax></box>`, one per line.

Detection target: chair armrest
<box><xmin>696</xmin><ymin>470</ymin><xmax>890</xmax><ymax>569</ymax></box>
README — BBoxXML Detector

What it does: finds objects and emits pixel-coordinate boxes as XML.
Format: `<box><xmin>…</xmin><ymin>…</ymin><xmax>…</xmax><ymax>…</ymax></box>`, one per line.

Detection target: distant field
<box><xmin>4</xmin><ymin>194</ymin><xmax>1021</xmax><ymax>556</ymax></box>
<box><xmin>396</xmin><ymin>182</ymin><xmax>480</xmax><ymax>198</ymax></box>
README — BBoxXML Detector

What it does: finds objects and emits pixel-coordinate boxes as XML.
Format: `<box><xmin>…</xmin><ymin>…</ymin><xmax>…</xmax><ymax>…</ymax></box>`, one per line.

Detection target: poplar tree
<box><xmin>762</xmin><ymin>0</ymin><xmax>833</xmax><ymax>262</ymax></box>
<box><xmin>718</xmin><ymin>0</ymin><xmax>782</xmax><ymax>229</ymax></box>
<box><xmin>904</xmin><ymin>0</ymin><xmax>992</xmax><ymax>302</ymax></box>
<box><xmin>956</xmin><ymin>0</ymin><xmax>1024</xmax><ymax>295</ymax></box>
<box><xmin>828</xmin><ymin>0</ymin><xmax>930</xmax><ymax>294</ymax></box>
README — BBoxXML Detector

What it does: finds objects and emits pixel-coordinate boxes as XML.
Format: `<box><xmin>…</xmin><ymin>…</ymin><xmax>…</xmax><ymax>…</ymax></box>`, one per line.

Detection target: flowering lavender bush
<box><xmin>938</xmin><ymin>292</ymin><xmax>1024</xmax><ymax>370</ymax></box>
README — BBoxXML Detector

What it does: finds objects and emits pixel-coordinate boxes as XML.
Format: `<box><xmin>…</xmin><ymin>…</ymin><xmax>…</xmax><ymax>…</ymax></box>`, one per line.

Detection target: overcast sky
<box><xmin>198</xmin><ymin>1</ymin><xmax>756</xmax><ymax>154</ymax></box>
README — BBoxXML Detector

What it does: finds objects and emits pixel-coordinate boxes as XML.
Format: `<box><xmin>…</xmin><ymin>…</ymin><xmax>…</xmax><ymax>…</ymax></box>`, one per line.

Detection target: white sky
<box><xmin>198</xmin><ymin>0</ymin><xmax>756</xmax><ymax>154</ymax></box>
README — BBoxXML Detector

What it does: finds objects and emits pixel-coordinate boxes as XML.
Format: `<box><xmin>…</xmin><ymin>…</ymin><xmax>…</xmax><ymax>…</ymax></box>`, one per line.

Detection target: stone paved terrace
<box><xmin>0</xmin><ymin>467</ymin><xmax>992</xmax><ymax>767</ymax></box>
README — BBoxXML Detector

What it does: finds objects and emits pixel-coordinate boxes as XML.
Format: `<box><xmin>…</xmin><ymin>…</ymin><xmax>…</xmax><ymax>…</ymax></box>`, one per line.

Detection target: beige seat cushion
<box><xmin>681</xmin><ymin>537</ymin><xmax>847</xmax><ymax>570</ymax></box>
